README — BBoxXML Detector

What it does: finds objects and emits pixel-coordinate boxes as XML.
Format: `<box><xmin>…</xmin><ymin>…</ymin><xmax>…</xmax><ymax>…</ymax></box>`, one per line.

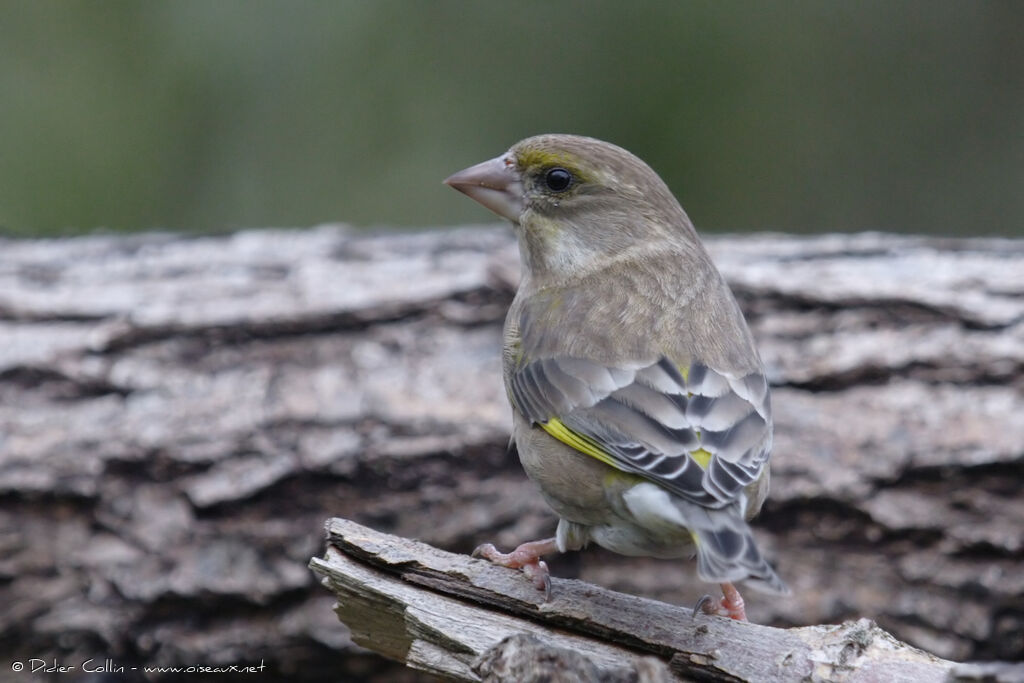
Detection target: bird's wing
<box><xmin>508</xmin><ymin>355</ymin><xmax>772</xmax><ymax>508</ymax></box>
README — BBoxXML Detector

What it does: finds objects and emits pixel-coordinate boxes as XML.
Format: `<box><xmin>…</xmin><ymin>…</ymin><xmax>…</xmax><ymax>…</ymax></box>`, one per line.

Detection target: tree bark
<box><xmin>311</xmin><ymin>518</ymin><xmax>958</xmax><ymax>682</ymax></box>
<box><xmin>0</xmin><ymin>226</ymin><xmax>1021</xmax><ymax>680</ymax></box>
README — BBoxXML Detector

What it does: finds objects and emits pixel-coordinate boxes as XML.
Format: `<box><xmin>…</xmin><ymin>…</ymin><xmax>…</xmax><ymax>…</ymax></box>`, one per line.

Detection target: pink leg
<box><xmin>719</xmin><ymin>582</ymin><xmax>747</xmax><ymax>621</ymax></box>
<box><xmin>472</xmin><ymin>537</ymin><xmax>559</xmax><ymax>598</ymax></box>
<box><xmin>695</xmin><ymin>582</ymin><xmax>748</xmax><ymax>621</ymax></box>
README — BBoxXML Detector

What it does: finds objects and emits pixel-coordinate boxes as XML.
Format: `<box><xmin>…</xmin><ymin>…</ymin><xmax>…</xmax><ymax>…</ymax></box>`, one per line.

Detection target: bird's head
<box><xmin>445</xmin><ymin>134</ymin><xmax>695</xmax><ymax>279</ymax></box>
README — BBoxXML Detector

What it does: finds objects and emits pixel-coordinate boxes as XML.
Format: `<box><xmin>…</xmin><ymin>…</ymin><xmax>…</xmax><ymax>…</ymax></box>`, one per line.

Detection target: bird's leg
<box><xmin>695</xmin><ymin>582</ymin><xmax>747</xmax><ymax>621</ymax></box>
<box><xmin>472</xmin><ymin>537</ymin><xmax>559</xmax><ymax>598</ymax></box>
<box><xmin>719</xmin><ymin>582</ymin><xmax>747</xmax><ymax>621</ymax></box>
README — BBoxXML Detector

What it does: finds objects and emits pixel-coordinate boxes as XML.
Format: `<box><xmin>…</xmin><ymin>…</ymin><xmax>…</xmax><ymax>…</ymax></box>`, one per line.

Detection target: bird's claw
<box><xmin>522</xmin><ymin>559</ymin><xmax>552</xmax><ymax>600</ymax></box>
<box><xmin>470</xmin><ymin>538</ymin><xmax>557</xmax><ymax>601</ymax></box>
<box><xmin>693</xmin><ymin>583</ymin><xmax>748</xmax><ymax>621</ymax></box>
<box><xmin>471</xmin><ymin>543</ymin><xmax>496</xmax><ymax>559</ymax></box>
<box><xmin>692</xmin><ymin>594</ymin><xmax>714</xmax><ymax>618</ymax></box>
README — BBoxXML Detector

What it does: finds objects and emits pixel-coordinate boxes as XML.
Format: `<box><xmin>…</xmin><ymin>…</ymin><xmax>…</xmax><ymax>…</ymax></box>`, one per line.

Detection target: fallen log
<box><xmin>311</xmin><ymin>518</ymin><xmax>962</xmax><ymax>682</ymax></box>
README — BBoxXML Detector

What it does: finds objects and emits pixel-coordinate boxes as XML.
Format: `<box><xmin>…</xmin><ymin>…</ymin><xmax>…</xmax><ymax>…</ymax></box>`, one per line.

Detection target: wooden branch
<box><xmin>310</xmin><ymin>518</ymin><xmax>956</xmax><ymax>682</ymax></box>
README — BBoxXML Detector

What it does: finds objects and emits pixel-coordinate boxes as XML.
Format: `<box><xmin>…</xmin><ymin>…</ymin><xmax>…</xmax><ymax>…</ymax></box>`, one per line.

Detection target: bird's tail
<box><xmin>684</xmin><ymin>501</ymin><xmax>789</xmax><ymax>595</ymax></box>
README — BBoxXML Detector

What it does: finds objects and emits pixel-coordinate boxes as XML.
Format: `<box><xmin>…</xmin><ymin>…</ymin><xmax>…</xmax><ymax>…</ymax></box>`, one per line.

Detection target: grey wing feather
<box><xmin>508</xmin><ymin>355</ymin><xmax>773</xmax><ymax>509</ymax></box>
<box><xmin>680</xmin><ymin>499</ymin><xmax>789</xmax><ymax>594</ymax></box>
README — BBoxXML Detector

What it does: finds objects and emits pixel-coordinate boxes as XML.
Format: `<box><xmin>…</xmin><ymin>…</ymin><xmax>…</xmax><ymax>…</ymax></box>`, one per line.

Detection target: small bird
<box><xmin>444</xmin><ymin>134</ymin><xmax>787</xmax><ymax>620</ymax></box>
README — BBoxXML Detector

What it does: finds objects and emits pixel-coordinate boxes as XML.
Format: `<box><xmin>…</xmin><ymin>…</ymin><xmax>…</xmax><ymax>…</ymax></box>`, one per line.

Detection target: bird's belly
<box><xmin>514</xmin><ymin>417</ymin><xmax>611</xmax><ymax>526</ymax></box>
<box><xmin>514</xmin><ymin>415</ymin><xmax>699</xmax><ymax>558</ymax></box>
<box><xmin>588</xmin><ymin>523</ymin><xmax>697</xmax><ymax>559</ymax></box>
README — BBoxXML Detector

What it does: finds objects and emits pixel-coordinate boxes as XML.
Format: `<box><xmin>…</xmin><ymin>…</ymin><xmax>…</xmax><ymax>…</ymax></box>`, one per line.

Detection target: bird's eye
<box><xmin>544</xmin><ymin>168</ymin><xmax>573</xmax><ymax>192</ymax></box>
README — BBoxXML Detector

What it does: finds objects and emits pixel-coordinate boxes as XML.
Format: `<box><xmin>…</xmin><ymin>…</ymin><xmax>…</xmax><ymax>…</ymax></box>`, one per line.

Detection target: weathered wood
<box><xmin>1</xmin><ymin>226</ymin><xmax>1022</xmax><ymax>680</ymax></box>
<box><xmin>310</xmin><ymin>518</ymin><xmax>956</xmax><ymax>682</ymax></box>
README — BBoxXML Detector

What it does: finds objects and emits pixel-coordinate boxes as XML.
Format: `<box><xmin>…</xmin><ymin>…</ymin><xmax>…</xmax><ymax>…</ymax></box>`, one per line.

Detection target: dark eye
<box><xmin>544</xmin><ymin>167</ymin><xmax>573</xmax><ymax>192</ymax></box>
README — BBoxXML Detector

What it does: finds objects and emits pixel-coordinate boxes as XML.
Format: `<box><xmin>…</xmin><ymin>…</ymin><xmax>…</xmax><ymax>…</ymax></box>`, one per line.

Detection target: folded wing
<box><xmin>509</xmin><ymin>356</ymin><xmax>772</xmax><ymax>510</ymax></box>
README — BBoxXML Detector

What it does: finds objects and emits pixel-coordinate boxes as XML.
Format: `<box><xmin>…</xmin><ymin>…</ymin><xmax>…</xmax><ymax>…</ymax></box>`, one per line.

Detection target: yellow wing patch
<box><xmin>691</xmin><ymin>448</ymin><xmax>712</xmax><ymax>470</ymax></box>
<box><xmin>541</xmin><ymin>418</ymin><xmax>618</xmax><ymax>468</ymax></box>
<box><xmin>542</xmin><ymin>418</ymin><xmax>714</xmax><ymax>472</ymax></box>
<box><xmin>677</xmin><ymin>364</ymin><xmax>690</xmax><ymax>383</ymax></box>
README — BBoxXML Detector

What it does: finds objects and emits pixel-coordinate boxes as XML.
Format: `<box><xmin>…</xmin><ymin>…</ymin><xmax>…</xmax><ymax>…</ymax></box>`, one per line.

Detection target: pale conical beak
<box><xmin>444</xmin><ymin>154</ymin><xmax>524</xmax><ymax>223</ymax></box>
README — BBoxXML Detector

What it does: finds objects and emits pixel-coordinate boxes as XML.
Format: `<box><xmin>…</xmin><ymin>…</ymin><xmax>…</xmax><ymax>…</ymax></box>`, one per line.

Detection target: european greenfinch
<box><xmin>445</xmin><ymin>134</ymin><xmax>787</xmax><ymax>620</ymax></box>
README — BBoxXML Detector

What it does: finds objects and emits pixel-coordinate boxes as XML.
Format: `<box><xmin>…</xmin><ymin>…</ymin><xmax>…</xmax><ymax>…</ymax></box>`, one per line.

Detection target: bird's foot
<box><xmin>472</xmin><ymin>537</ymin><xmax>558</xmax><ymax>599</ymax></box>
<box><xmin>693</xmin><ymin>582</ymin><xmax>747</xmax><ymax>621</ymax></box>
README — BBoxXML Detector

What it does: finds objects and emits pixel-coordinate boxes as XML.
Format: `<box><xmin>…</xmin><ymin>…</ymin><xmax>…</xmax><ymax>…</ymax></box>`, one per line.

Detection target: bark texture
<box><xmin>1</xmin><ymin>226</ymin><xmax>1022</xmax><ymax>680</ymax></box>
<box><xmin>311</xmin><ymin>517</ymin><xmax>958</xmax><ymax>682</ymax></box>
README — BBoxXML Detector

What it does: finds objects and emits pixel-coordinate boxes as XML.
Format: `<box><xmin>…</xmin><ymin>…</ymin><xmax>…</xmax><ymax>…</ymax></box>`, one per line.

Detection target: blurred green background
<box><xmin>1</xmin><ymin>1</ymin><xmax>1021</xmax><ymax>237</ymax></box>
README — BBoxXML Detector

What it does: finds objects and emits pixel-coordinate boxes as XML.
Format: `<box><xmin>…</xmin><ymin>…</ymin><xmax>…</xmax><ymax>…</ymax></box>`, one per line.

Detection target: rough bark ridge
<box><xmin>1</xmin><ymin>226</ymin><xmax>1022</xmax><ymax>680</ymax></box>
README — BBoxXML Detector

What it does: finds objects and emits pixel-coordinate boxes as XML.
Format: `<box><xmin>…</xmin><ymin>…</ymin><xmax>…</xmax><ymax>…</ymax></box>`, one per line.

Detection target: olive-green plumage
<box><xmin>445</xmin><ymin>134</ymin><xmax>787</xmax><ymax>606</ymax></box>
